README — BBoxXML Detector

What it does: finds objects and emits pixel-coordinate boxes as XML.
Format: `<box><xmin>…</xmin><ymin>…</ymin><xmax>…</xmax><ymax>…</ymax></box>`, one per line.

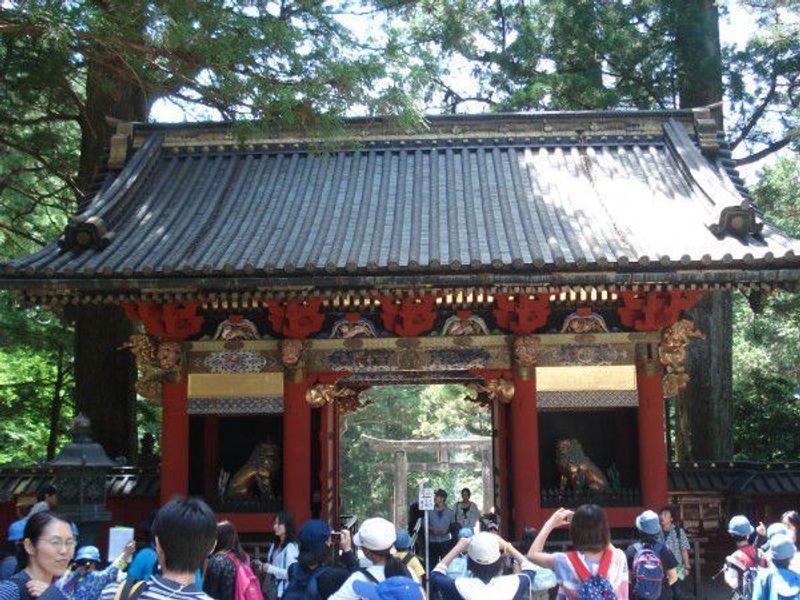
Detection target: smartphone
<box><xmin>564</xmin><ymin>513</ymin><xmax>573</xmax><ymax>524</ymax></box>
<box><xmin>330</xmin><ymin>532</ymin><xmax>342</xmax><ymax>543</ymax></box>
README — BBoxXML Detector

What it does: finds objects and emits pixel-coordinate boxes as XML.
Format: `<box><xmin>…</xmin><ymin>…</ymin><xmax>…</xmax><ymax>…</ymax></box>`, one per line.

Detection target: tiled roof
<box><xmin>0</xmin><ymin>467</ymin><xmax>159</xmax><ymax>500</ymax></box>
<box><xmin>4</xmin><ymin>111</ymin><xmax>800</xmax><ymax>293</ymax></box>
<box><xmin>668</xmin><ymin>462</ymin><xmax>800</xmax><ymax>495</ymax></box>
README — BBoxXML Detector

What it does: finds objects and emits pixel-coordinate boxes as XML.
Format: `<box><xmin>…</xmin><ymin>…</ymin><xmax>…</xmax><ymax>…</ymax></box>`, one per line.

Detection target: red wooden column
<box><xmin>121</xmin><ymin>302</ymin><xmax>204</xmax><ymax>506</ymax></box>
<box><xmin>162</xmin><ymin>379</ymin><xmax>190</xmax><ymax>503</ymax></box>
<box><xmin>284</xmin><ymin>376</ymin><xmax>312</xmax><ymax>525</ymax></box>
<box><xmin>510</xmin><ymin>370</ymin><xmax>540</xmax><ymax>536</ymax></box>
<box><xmin>636</xmin><ymin>358</ymin><xmax>669</xmax><ymax>509</ymax></box>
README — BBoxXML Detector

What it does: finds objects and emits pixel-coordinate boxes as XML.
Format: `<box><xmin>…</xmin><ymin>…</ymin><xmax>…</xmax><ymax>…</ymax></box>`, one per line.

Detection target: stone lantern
<box><xmin>49</xmin><ymin>414</ymin><xmax>115</xmax><ymax>545</ymax></box>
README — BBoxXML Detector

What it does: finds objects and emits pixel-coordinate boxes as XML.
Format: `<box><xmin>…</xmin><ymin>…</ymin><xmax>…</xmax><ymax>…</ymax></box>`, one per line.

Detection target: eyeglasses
<box><xmin>42</xmin><ymin>538</ymin><xmax>78</xmax><ymax>551</ymax></box>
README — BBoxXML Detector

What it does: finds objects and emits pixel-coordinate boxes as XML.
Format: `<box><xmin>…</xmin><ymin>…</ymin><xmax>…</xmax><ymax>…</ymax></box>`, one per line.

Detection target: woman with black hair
<box><xmin>258</xmin><ymin>512</ymin><xmax>298</xmax><ymax>600</ymax></box>
<box><xmin>0</xmin><ymin>512</ymin><xmax>74</xmax><ymax>600</ymax></box>
<box><xmin>203</xmin><ymin>521</ymin><xmax>257</xmax><ymax>600</ymax></box>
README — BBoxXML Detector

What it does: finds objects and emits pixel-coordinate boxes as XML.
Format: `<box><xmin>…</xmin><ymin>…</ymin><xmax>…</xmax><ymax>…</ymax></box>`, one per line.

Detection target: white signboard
<box><xmin>107</xmin><ymin>526</ymin><xmax>134</xmax><ymax>562</ymax></box>
<box><xmin>419</xmin><ymin>487</ymin><xmax>435</xmax><ymax>511</ymax></box>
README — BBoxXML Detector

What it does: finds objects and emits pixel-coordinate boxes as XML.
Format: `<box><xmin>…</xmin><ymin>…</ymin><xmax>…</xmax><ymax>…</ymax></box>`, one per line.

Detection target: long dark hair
<box><xmin>17</xmin><ymin>512</ymin><xmax>72</xmax><ymax>571</ymax></box>
<box><xmin>215</xmin><ymin>521</ymin><xmax>247</xmax><ymax>562</ymax></box>
<box><xmin>365</xmin><ymin>549</ymin><xmax>410</xmax><ymax>579</ymax></box>
<box><xmin>273</xmin><ymin>512</ymin><xmax>297</xmax><ymax>549</ymax></box>
<box><xmin>467</xmin><ymin>557</ymin><xmax>504</xmax><ymax>583</ymax></box>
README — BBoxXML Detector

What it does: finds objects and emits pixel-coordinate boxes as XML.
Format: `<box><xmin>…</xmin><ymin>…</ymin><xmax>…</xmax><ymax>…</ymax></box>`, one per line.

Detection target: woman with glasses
<box><xmin>0</xmin><ymin>511</ymin><xmax>74</xmax><ymax>600</ymax></box>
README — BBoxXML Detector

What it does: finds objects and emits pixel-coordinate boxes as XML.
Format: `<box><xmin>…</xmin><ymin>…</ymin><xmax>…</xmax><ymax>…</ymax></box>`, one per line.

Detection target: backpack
<box><xmin>631</xmin><ymin>543</ymin><xmax>665</xmax><ymax>600</ymax></box>
<box><xmin>283</xmin><ymin>564</ymin><xmax>331</xmax><ymax>600</ymax></box>
<box><xmin>724</xmin><ymin>545</ymin><xmax>761</xmax><ymax>598</ymax></box>
<box><xmin>226</xmin><ymin>552</ymin><xmax>264</xmax><ymax>600</ymax></box>
<box><xmin>566</xmin><ymin>550</ymin><xmax>616</xmax><ymax>600</ymax></box>
<box><xmin>113</xmin><ymin>580</ymin><xmax>148</xmax><ymax>600</ymax></box>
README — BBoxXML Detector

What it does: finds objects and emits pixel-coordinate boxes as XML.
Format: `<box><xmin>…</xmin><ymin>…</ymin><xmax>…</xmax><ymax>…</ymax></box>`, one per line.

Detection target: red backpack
<box><xmin>226</xmin><ymin>551</ymin><xmax>264</xmax><ymax>600</ymax></box>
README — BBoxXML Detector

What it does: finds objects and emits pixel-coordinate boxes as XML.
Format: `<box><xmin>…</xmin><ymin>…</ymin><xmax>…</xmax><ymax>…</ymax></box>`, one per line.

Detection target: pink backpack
<box><xmin>226</xmin><ymin>551</ymin><xmax>264</xmax><ymax>600</ymax></box>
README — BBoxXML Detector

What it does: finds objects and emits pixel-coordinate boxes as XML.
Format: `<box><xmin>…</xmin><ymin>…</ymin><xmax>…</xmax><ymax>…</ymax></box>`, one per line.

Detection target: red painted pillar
<box><xmin>636</xmin><ymin>362</ymin><xmax>669</xmax><ymax>509</ymax></box>
<box><xmin>161</xmin><ymin>379</ymin><xmax>189</xmax><ymax>504</ymax></box>
<box><xmin>283</xmin><ymin>377</ymin><xmax>312</xmax><ymax>525</ymax></box>
<box><xmin>511</xmin><ymin>371</ymin><xmax>540</xmax><ymax>536</ymax></box>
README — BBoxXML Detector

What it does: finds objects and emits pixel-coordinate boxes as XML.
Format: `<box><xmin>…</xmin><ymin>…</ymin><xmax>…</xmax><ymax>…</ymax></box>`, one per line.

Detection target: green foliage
<box><xmin>0</xmin><ymin>293</ymin><xmax>73</xmax><ymax>465</ymax></box>
<box><xmin>732</xmin><ymin>156</ymin><xmax>800</xmax><ymax>460</ymax></box>
<box><xmin>339</xmin><ymin>385</ymin><xmax>491</xmax><ymax>521</ymax></box>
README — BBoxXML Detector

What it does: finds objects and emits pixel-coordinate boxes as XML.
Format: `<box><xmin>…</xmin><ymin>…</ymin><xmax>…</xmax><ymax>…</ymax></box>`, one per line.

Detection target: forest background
<box><xmin>0</xmin><ymin>0</ymin><xmax>798</xmax><ymax>495</ymax></box>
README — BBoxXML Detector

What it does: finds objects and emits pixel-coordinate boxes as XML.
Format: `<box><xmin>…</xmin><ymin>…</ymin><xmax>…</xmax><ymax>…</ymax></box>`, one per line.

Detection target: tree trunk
<box><xmin>668</xmin><ymin>1</ymin><xmax>732</xmax><ymax>460</ymax></box>
<box><xmin>675</xmin><ymin>291</ymin><xmax>734</xmax><ymax>460</ymax></box>
<box><xmin>46</xmin><ymin>346</ymin><xmax>66</xmax><ymax>460</ymax></box>
<box><xmin>670</xmin><ymin>0</ymin><xmax>724</xmax><ymax>110</ymax></box>
<box><xmin>70</xmin><ymin>304</ymin><xmax>138</xmax><ymax>460</ymax></box>
<box><xmin>71</xmin><ymin>3</ymin><xmax>149</xmax><ymax>462</ymax></box>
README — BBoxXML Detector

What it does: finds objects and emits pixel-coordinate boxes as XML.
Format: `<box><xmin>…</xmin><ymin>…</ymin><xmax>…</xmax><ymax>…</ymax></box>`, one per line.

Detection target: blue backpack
<box><xmin>566</xmin><ymin>550</ymin><xmax>616</xmax><ymax>600</ymax></box>
<box><xmin>631</xmin><ymin>543</ymin><xmax>665</xmax><ymax>600</ymax></box>
<box><xmin>283</xmin><ymin>564</ymin><xmax>330</xmax><ymax>600</ymax></box>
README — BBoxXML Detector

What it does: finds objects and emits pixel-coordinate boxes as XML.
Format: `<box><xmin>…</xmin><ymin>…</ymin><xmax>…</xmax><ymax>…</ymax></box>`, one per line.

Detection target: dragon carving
<box><xmin>467</xmin><ymin>378</ymin><xmax>515</xmax><ymax>406</ymax></box>
<box><xmin>659</xmin><ymin>319</ymin><xmax>705</xmax><ymax>398</ymax></box>
<box><xmin>556</xmin><ymin>438</ymin><xmax>609</xmax><ymax>492</ymax></box>
<box><xmin>123</xmin><ymin>334</ymin><xmax>182</xmax><ymax>404</ymax></box>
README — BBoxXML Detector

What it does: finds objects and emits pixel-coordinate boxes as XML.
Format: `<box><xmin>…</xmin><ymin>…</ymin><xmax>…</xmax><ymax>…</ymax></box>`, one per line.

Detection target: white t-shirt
<box><xmin>328</xmin><ymin>565</ymin><xmax>386</xmax><ymax>600</ymax></box>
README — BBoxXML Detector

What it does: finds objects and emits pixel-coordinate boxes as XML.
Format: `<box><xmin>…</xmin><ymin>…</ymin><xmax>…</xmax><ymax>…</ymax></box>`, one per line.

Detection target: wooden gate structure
<box><xmin>3</xmin><ymin>110</ymin><xmax>800</xmax><ymax>536</ymax></box>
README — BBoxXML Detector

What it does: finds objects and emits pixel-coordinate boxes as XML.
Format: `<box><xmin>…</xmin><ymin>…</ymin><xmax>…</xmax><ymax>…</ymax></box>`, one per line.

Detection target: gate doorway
<box><xmin>336</xmin><ymin>384</ymin><xmax>495</xmax><ymax>530</ymax></box>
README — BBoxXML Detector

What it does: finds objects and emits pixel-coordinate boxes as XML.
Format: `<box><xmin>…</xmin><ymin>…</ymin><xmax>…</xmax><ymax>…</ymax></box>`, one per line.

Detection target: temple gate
<box><xmin>3</xmin><ymin>109</ymin><xmax>800</xmax><ymax>536</ymax></box>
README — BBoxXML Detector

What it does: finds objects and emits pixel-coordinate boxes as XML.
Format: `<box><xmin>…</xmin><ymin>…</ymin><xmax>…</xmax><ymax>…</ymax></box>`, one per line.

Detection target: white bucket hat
<box><xmin>354</xmin><ymin>517</ymin><xmax>396</xmax><ymax>551</ymax></box>
<box><xmin>467</xmin><ymin>532</ymin><xmax>502</xmax><ymax>565</ymax></box>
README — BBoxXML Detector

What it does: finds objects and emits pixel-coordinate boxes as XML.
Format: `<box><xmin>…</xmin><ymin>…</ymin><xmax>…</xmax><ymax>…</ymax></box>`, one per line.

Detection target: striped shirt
<box><xmin>101</xmin><ymin>576</ymin><xmax>211</xmax><ymax>600</ymax></box>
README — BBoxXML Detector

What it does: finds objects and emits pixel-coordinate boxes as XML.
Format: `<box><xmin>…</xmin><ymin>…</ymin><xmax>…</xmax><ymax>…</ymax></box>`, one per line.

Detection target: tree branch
<box><xmin>0</xmin><ymin>221</ymin><xmax>47</xmax><ymax>246</ymax></box>
<box><xmin>734</xmin><ymin>132</ymin><xmax>797</xmax><ymax>166</ymax></box>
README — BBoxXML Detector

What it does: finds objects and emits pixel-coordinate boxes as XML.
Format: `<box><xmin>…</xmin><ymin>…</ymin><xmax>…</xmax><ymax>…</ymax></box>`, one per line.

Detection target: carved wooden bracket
<box><xmin>493</xmin><ymin>294</ymin><xmax>550</xmax><ymax>334</ymax></box>
<box><xmin>513</xmin><ymin>335</ymin><xmax>540</xmax><ymax>380</ymax></box>
<box><xmin>379</xmin><ymin>295</ymin><xmax>437</xmax><ymax>337</ymax></box>
<box><xmin>121</xmin><ymin>334</ymin><xmax>182</xmax><ymax>404</ymax></box>
<box><xmin>617</xmin><ymin>291</ymin><xmax>704</xmax><ymax>332</ymax></box>
<box><xmin>268</xmin><ymin>299</ymin><xmax>324</xmax><ymax>339</ymax></box>
<box><xmin>659</xmin><ymin>319</ymin><xmax>705</xmax><ymax>398</ymax></box>
<box><xmin>122</xmin><ymin>301</ymin><xmax>204</xmax><ymax>341</ymax></box>
<box><xmin>467</xmin><ymin>378</ymin><xmax>515</xmax><ymax>406</ymax></box>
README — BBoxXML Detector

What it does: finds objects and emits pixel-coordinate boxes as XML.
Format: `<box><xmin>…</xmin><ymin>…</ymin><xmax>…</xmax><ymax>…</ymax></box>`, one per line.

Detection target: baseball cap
<box><xmin>298</xmin><ymin>519</ymin><xmax>331</xmax><ymax>551</ymax></box>
<box><xmin>728</xmin><ymin>515</ymin><xmax>754</xmax><ymax>538</ymax></box>
<box><xmin>354</xmin><ymin>518</ymin><xmax>396</xmax><ymax>551</ymax></box>
<box><xmin>636</xmin><ymin>510</ymin><xmax>661</xmax><ymax>536</ymax></box>
<box><xmin>394</xmin><ymin>531</ymin><xmax>413</xmax><ymax>550</ymax></box>
<box><xmin>467</xmin><ymin>532</ymin><xmax>501</xmax><ymax>565</ymax></box>
<box><xmin>352</xmin><ymin>576</ymin><xmax>423</xmax><ymax>600</ymax></box>
<box><xmin>457</xmin><ymin>527</ymin><xmax>474</xmax><ymax>539</ymax></box>
<box><xmin>7</xmin><ymin>519</ymin><xmax>26</xmax><ymax>542</ymax></box>
<box><xmin>75</xmin><ymin>546</ymin><xmax>101</xmax><ymax>563</ymax></box>
<box><xmin>768</xmin><ymin>534</ymin><xmax>796</xmax><ymax>561</ymax></box>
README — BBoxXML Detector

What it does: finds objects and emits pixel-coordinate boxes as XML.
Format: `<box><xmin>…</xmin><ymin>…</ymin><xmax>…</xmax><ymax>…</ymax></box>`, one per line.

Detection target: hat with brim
<box><xmin>7</xmin><ymin>519</ymin><xmax>26</xmax><ymax>543</ymax></box>
<box><xmin>353</xmin><ymin>577</ymin><xmax>423</xmax><ymax>600</ymax></box>
<box><xmin>467</xmin><ymin>532</ymin><xmax>501</xmax><ymax>565</ymax></box>
<box><xmin>354</xmin><ymin>518</ymin><xmax>396</xmax><ymax>552</ymax></box>
<box><xmin>636</xmin><ymin>510</ymin><xmax>661</xmax><ymax>536</ymax></box>
<box><xmin>74</xmin><ymin>546</ymin><xmax>101</xmax><ymax>564</ymax></box>
<box><xmin>768</xmin><ymin>534</ymin><xmax>796</xmax><ymax>562</ymax></box>
<box><xmin>728</xmin><ymin>515</ymin><xmax>754</xmax><ymax>538</ymax></box>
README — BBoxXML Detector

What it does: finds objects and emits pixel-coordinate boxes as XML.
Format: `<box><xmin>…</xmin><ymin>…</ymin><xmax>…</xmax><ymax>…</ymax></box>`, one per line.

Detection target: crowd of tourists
<box><xmin>0</xmin><ymin>490</ymin><xmax>797</xmax><ymax>600</ymax></box>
